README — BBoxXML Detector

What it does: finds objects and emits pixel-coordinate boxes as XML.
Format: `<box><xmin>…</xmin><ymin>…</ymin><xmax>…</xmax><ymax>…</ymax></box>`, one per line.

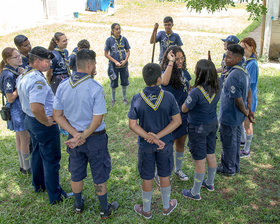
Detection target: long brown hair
<box><xmin>241</xmin><ymin>37</ymin><xmax>257</xmax><ymax>58</ymax></box>
<box><xmin>48</xmin><ymin>32</ymin><xmax>65</xmax><ymax>51</ymax></box>
<box><xmin>0</xmin><ymin>47</ymin><xmax>17</xmax><ymax>73</ymax></box>
<box><xmin>194</xmin><ymin>59</ymin><xmax>220</xmax><ymax>94</ymax></box>
<box><xmin>161</xmin><ymin>46</ymin><xmax>187</xmax><ymax>89</ymax></box>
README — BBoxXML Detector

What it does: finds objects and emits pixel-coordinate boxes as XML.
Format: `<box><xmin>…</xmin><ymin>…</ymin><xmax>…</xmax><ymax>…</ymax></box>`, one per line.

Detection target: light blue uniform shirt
<box><xmin>16</xmin><ymin>68</ymin><xmax>54</xmax><ymax>117</ymax></box>
<box><xmin>53</xmin><ymin>72</ymin><xmax>107</xmax><ymax>132</ymax></box>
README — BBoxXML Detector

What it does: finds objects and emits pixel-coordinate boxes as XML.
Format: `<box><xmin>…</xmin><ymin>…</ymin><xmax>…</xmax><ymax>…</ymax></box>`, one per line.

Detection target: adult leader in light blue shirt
<box><xmin>16</xmin><ymin>46</ymin><xmax>67</xmax><ymax>205</ymax></box>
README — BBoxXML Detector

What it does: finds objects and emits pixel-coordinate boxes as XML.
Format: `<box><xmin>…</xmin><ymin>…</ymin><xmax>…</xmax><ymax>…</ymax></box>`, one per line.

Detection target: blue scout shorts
<box><xmin>7</xmin><ymin>99</ymin><xmax>27</xmax><ymax>132</ymax></box>
<box><xmin>172</xmin><ymin>112</ymin><xmax>188</xmax><ymax>139</ymax></box>
<box><xmin>67</xmin><ymin>133</ymin><xmax>111</xmax><ymax>184</ymax></box>
<box><xmin>188</xmin><ymin>121</ymin><xmax>218</xmax><ymax>160</ymax></box>
<box><xmin>138</xmin><ymin>143</ymin><xmax>174</xmax><ymax>180</ymax></box>
<box><xmin>107</xmin><ymin>62</ymin><xmax>129</xmax><ymax>88</ymax></box>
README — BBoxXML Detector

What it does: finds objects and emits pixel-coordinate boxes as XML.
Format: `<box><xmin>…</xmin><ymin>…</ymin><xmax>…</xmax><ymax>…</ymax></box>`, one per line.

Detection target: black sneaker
<box><xmin>74</xmin><ymin>196</ymin><xmax>85</xmax><ymax>214</ymax></box>
<box><xmin>216</xmin><ymin>164</ymin><xmax>235</xmax><ymax>176</ymax></box>
<box><xmin>100</xmin><ymin>201</ymin><xmax>119</xmax><ymax>219</ymax></box>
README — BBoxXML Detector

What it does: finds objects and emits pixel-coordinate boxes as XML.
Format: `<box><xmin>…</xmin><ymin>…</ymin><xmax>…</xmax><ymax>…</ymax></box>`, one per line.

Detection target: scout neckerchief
<box><xmin>69</xmin><ymin>72</ymin><xmax>91</xmax><ymax>88</ymax></box>
<box><xmin>140</xmin><ymin>88</ymin><xmax>164</xmax><ymax>111</ymax></box>
<box><xmin>231</xmin><ymin>65</ymin><xmax>248</xmax><ymax>75</ymax></box>
<box><xmin>180</xmin><ymin>70</ymin><xmax>189</xmax><ymax>93</ymax></box>
<box><xmin>21</xmin><ymin>67</ymin><xmax>39</xmax><ymax>79</ymax></box>
<box><xmin>3</xmin><ymin>66</ymin><xmax>19</xmax><ymax>76</ymax></box>
<box><xmin>112</xmin><ymin>35</ymin><xmax>124</xmax><ymax>61</ymax></box>
<box><xmin>245</xmin><ymin>54</ymin><xmax>257</xmax><ymax>65</ymax></box>
<box><xmin>54</xmin><ymin>48</ymin><xmax>71</xmax><ymax>76</ymax></box>
<box><xmin>165</xmin><ymin>32</ymin><xmax>173</xmax><ymax>48</ymax></box>
<box><xmin>197</xmin><ymin>85</ymin><xmax>216</xmax><ymax>104</ymax></box>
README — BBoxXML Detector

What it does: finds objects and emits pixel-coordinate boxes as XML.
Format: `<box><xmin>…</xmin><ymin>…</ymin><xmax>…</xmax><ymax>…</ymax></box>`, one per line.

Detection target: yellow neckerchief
<box><xmin>140</xmin><ymin>89</ymin><xmax>164</xmax><ymax>111</ymax></box>
<box><xmin>69</xmin><ymin>74</ymin><xmax>91</xmax><ymax>88</ymax></box>
<box><xmin>232</xmin><ymin>65</ymin><xmax>249</xmax><ymax>75</ymax></box>
<box><xmin>3</xmin><ymin>67</ymin><xmax>19</xmax><ymax>76</ymax></box>
<box><xmin>197</xmin><ymin>85</ymin><xmax>216</xmax><ymax>104</ymax></box>
<box><xmin>21</xmin><ymin>68</ymin><xmax>37</xmax><ymax>78</ymax></box>
<box><xmin>112</xmin><ymin>35</ymin><xmax>124</xmax><ymax>61</ymax></box>
<box><xmin>165</xmin><ymin>32</ymin><xmax>173</xmax><ymax>48</ymax></box>
<box><xmin>54</xmin><ymin>48</ymin><xmax>71</xmax><ymax>76</ymax></box>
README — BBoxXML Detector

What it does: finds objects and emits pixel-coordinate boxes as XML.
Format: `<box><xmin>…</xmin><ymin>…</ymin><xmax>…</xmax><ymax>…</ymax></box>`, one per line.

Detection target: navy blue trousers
<box><xmin>220</xmin><ymin>124</ymin><xmax>241</xmax><ymax>174</ymax></box>
<box><xmin>25</xmin><ymin>115</ymin><xmax>65</xmax><ymax>204</ymax></box>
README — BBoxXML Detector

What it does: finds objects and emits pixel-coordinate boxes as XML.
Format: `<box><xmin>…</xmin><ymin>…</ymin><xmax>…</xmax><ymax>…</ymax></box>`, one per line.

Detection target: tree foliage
<box><xmin>185</xmin><ymin>0</ymin><xmax>266</xmax><ymax>20</ymax></box>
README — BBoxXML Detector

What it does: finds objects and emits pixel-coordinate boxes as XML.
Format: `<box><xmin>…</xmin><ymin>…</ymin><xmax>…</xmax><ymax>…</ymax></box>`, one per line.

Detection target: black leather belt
<box><xmin>90</xmin><ymin>129</ymin><xmax>106</xmax><ymax>136</ymax></box>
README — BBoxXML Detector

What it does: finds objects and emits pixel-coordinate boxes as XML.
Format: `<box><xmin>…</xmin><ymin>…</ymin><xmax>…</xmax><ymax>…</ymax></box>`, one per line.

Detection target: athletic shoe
<box><xmin>74</xmin><ymin>196</ymin><xmax>85</xmax><ymax>214</ymax></box>
<box><xmin>201</xmin><ymin>180</ymin><xmax>214</xmax><ymax>191</ymax></box>
<box><xmin>182</xmin><ymin>189</ymin><xmax>201</xmax><ymax>200</ymax></box>
<box><xmin>20</xmin><ymin>167</ymin><xmax>31</xmax><ymax>175</ymax></box>
<box><xmin>175</xmin><ymin>169</ymin><xmax>189</xmax><ymax>181</ymax></box>
<box><xmin>123</xmin><ymin>99</ymin><xmax>128</xmax><ymax>105</ymax></box>
<box><xmin>216</xmin><ymin>164</ymin><xmax>236</xmax><ymax>176</ymax></box>
<box><xmin>111</xmin><ymin>100</ymin><xmax>116</xmax><ymax>107</ymax></box>
<box><xmin>162</xmin><ymin>199</ymin><xmax>177</xmax><ymax>216</ymax></box>
<box><xmin>100</xmin><ymin>201</ymin><xmax>119</xmax><ymax>219</ymax></box>
<box><xmin>134</xmin><ymin>204</ymin><xmax>152</xmax><ymax>219</ymax></box>
<box><xmin>240</xmin><ymin>149</ymin><xmax>250</xmax><ymax>158</ymax></box>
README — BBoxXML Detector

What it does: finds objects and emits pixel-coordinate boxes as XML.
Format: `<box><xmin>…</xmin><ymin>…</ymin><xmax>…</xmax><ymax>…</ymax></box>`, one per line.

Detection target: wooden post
<box><xmin>260</xmin><ymin>0</ymin><xmax>267</xmax><ymax>57</ymax></box>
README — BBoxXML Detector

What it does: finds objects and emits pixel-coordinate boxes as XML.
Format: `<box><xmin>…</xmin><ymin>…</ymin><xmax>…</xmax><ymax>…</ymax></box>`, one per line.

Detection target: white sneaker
<box><xmin>175</xmin><ymin>170</ymin><xmax>189</xmax><ymax>181</ymax></box>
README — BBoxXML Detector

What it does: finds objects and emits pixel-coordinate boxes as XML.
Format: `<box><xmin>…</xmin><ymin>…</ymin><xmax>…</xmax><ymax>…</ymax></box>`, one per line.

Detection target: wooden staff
<box><xmin>151</xmin><ymin>23</ymin><xmax>159</xmax><ymax>63</ymax></box>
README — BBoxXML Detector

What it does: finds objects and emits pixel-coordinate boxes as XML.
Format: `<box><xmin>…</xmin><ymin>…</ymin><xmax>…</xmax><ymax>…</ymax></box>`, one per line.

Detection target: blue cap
<box><xmin>222</xmin><ymin>35</ymin><xmax>239</xmax><ymax>44</ymax></box>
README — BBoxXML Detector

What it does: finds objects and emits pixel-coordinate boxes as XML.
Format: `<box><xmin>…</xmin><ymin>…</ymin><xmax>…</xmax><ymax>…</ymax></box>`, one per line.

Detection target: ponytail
<box><xmin>48</xmin><ymin>32</ymin><xmax>65</xmax><ymax>51</ymax></box>
<box><xmin>0</xmin><ymin>60</ymin><xmax>5</xmax><ymax>73</ymax></box>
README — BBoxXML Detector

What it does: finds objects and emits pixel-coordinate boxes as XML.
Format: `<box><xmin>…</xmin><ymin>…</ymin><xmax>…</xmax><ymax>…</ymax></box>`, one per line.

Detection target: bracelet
<box><xmin>168</xmin><ymin>64</ymin><xmax>173</xmax><ymax>67</ymax></box>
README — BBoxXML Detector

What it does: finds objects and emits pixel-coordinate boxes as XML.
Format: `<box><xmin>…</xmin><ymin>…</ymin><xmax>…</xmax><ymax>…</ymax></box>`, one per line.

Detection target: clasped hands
<box><xmin>65</xmin><ymin>133</ymin><xmax>86</xmax><ymax>149</ymax></box>
<box><xmin>144</xmin><ymin>132</ymin><xmax>165</xmax><ymax>150</ymax></box>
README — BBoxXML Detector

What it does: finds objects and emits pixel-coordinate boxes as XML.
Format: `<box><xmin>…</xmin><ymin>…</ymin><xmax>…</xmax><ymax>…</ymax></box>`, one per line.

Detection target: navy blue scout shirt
<box><xmin>185</xmin><ymin>81</ymin><xmax>222</xmax><ymax>125</ymax></box>
<box><xmin>128</xmin><ymin>86</ymin><xmax>180</xmax><ymax>150</ymax></box>
<box><xmin>0</xmin><ymin>65</ymin><xmax>19</xmax><ymax>95</ymax></box>
<box><xmin>51</xmin><ymin>49</ymin><xmax>70</xmax><ymax>76</ymax></box>
<box><xmin>156</xmin><ymin>31</ymin><xmax>183</xmax><ymax>62</ymax></box>
<box><xmin>161</xmin><ymin>69</ymin><xmax>191</xmax><ymax>109</ymax></box>
<box><xmin>20</xmin><ymin>54</ymin><xmax>29</xmax><ymax>71</ymax></box>
<box><xmin>219</xmin><ymin>61</ymin><xmax>250</xmax><ymax>126</ymax></box>
<box><xmin>104</xmin><ymin>36</ymin><xmax>130</xmax><ymax>65</ymax></box>
<box><xmin>69</xmin><ymin>47</ymin><xmax>78</xmax><ymax>72</ymax></box>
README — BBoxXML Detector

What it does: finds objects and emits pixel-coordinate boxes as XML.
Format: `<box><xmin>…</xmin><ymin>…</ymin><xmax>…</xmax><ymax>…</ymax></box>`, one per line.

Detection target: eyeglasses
<box><xmin>10</xmin><ymin>55</ymin><xmax>21</xmax><ymax>59</ymax></box>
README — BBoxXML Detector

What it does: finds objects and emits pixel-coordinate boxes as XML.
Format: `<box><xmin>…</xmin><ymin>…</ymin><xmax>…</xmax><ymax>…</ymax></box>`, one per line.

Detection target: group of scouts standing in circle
<box><xmin>0</xmin><ymin>15</ymin><xmax>259</xmax><ymax>220</ymax></box>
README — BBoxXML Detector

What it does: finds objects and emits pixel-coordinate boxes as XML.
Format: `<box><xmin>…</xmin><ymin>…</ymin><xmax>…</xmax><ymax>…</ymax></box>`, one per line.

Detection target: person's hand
<box><xmin>120</xmin><ymin>60</ymin><xmax>127</xmax><ymax>67</ymax></box>
<box><xmin>115</xmin><ymin>61</ymin><xmax>121</xmax><ymax>67</ymax></box>
<box><xmin>47</xmin><ymin>116</ymin><xmax>56</xmax><ymax>127</ymax></box>
<box><xmin>248</xmin><ymin>111</ymin><xmax>255</xmax><ymax>124</ymax></box>
<box><xmin>65</xmin><ymin>133</ymin><xmax>85</xmax><ymax>149</ymax></box>
<box><xmin>147</xmin><ymin>132</ymin><xmax>165</xmax><ymax>150</ymax></box>
<box><xmin>167</xmin><ymin>50</ymin><xmax>175</xmax><ymax>62</ymax></box>
<box><xmin>154</xmin><ymin>23</ymin><xmax>159</xmax><ymax>30</ymax></box>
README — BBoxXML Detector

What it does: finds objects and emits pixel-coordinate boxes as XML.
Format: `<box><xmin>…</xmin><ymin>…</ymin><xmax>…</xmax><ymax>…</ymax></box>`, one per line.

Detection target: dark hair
<box><xmin>48</xmin><ymin>32</ymin><xmax>65</xmax><ymax>51</ymax></box>
<box><xmin>194</xmin><ymin>59</ymin><xmax>220</xmax><ymax>94</ymax></box>
<box><xmin>111</xmin><ymin>23</ymin><xmax>120</xmax><ymax>36</ymax></box>
<box><xmin>77</xmin><ymin>39</ymin><xmax>90</xmax><ymax>49</ymax></box>
<box><xmin>226</xmin><ymin>42</ymin><xmax>235</xmax><ymax>47</ymax></box>
<box><xmin>76</xmin><ymin>49</ymin><xmax>96</xmax><ymax>69</ymax></box>
<box><xmin>241</xmin><ymin>37</ymin><xmax>257</xmax><ymax>58</ymax></box>
<box><xmin>14</xmin><ymin>35</ymin><xmax>28</xmax><ymax>48</ymax></box>
<box><xmin>142</xmin><ymin>63</ymin><xmax>161</xmax><ymax>86</ymax></box>
<box><xmin>0</xmin><ymin>47</ymin><xmax>17</xmax><ymax>73</ymax></box>
<box><xmin>161</xmin><ymin>46</ymin><xmax>186</xmax><ymax>89</ymax></box>
<box><xmin>164</xmin><ymin>16</ymin><xmax>173</xmax><ymax>24</ymax></box>
<box><xmin>227</xmin><ymin>44</ymin><xmax>244</xmax><ymax>58</ymax></box>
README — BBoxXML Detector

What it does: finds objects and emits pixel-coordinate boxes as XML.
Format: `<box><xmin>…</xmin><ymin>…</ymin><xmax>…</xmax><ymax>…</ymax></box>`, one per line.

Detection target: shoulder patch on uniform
<box><xmin>35</xmin><ymin>81</ymin><xmax>46</xmax><ymax>86</ymax></box>
<box><xmin>186</xmin><ymin>95</ymin><xmax>192</xmax><ymax>104</ymax></box>
<box><xmin>231</xmin><ymin>86</ymin><xmax>236</xmax><ymax>94</ymax></box>
<box><xmin>37</xmin><ymin>85</ymin><xmax>43</xmax><ymax>90</ymax></box>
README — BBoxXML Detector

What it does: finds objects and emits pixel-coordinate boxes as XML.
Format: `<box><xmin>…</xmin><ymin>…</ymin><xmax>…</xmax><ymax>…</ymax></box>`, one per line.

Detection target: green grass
<box><xmin>237</xmin><ymin>17</ymin><xmax>262</xmax><ymax>41</ymax></box>
<box><xmin>0</xmin><ymin>67</ymin><xmax>279</xmax><ymax>223</ymax></box>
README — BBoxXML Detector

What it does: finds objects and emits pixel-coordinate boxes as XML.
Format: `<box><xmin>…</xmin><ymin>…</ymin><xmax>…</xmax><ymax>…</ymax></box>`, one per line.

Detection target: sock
<box><xmin>205</xmin><ymin>167</ymin><xmax>216</xmax><ymax>186</ymax></box>
<box><xmin>74</xmin><ymin>192</ymin><xmax>82</xmax><ymax>206</ymax></box>
<box><xmin>111</xmin><ymin>88</ymin><xmax>116</xmax><ymax>101</ymax></box>
<box><xmin>175</xmin><ymin>151</ymin><xmax>184</xmax><ymax>172</ymax></box>
<box><xmin>22</xmin><ymin>153</ymin><xmax>31</xmax><ymax>170</ymax></box>
<box><xmin>142</xmin><ymin>190</ymin><xmax>152</xmax><ymax>213</ymax></box>
<box><xmin>160</xmin><ymin>186</ymin><xmax>171</xmax><ymax>210</ymax></box>
<box><xmin>191</xmin><ymin>172</ymin><xmax>205</xmax><ymax>195</ymax></box>
<box><xmin>244</xmin><ymin>134</ymin><xmax>253</xmax><ymax>153</ymax></box>
<box><xmin>241</xmin><ymin>125</ymin><xmax>246</xmax><ymax>143</ymax></box>
<box><xmin>122</xmin><ymin>86</ymin><xmax>127</xmax><ymax>100</ymax></box>
<box><xmin>98</xmin><ymin>193</ymin><xmax>108</xmax><ymax>212</ymax></box>
<box><xmin>17</xmin><ymin>150</ymin><xmax>23</xmax><ymax>168</ymax></box>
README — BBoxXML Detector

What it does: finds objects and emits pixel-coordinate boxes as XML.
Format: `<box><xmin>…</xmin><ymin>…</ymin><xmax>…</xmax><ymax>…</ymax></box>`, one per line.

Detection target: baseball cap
<box><xmin>29</xmin><ymin>46</ymin><xmax>54</xmax><ymax>59</ymax></box>
<box><xmin>221</xmin><ymin>35</ymin><xmax>240</xmax><ymax>44</ymax></box>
